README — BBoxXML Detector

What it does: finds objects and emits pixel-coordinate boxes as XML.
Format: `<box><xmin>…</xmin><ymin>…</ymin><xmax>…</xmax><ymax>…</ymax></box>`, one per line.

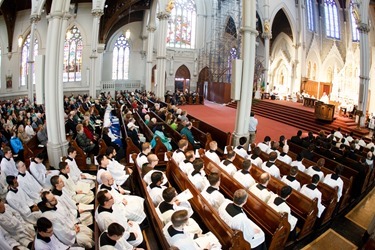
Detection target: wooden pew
<box><xmin>69</xmin><ymin>140</ymin><xmax>96</xmax><ymax>171</ymax></box>
<box><xmin>198</xmin><ymin>150</ymin><xmax>291</xmax><ymax>249</ymax></box>
<box><xmin>23</xmin><ymin>135</ymin><xmax>47</xmax><ymax>167</ymax></box>
<box><xmin>131</xmin><ymin>153</ymin><xmax>170</xmax><ymax>249</ymax></box>
<box><xmin>166</xmin><ymin>152</ymin><xmax>251</xmax><ymax>249</ymax></box>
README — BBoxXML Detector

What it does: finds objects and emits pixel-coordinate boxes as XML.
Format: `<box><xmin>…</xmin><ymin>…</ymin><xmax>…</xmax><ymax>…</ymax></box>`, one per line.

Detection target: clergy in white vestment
<box><xmin>172</xmin><ymin>139</ymin><xmax>188</xmax><ymax>165</ymax></box>
<box><xmin>0</xmin><ymin>171</ymin><xmax>8</xmax><ymax>200</ymax></box>
<box><xmin>323</xmin><ymin>165</ymin><xmax>344</xmax><ymax>201</ymax></box>
<box><xmin>218</xmin><ymin>189</ymin><xmax>266</xmax><ymax>249</ymax></box>
<box><xmin>249</xmin><ymin>173</ymin><xmax>276</xmax><ymax>203</ymax></box>
<box><xmin>99</xmin><ymin>222</ymin><xmax>135</xmax><ymax>250</ymax></box>
<box><xmin>38</xmin><ymin>191</ymin><xmax>94</xmax><ymax>248</ymax></box>
<box><xmin>50</xmin><ymin>175</ymin><xmax>93</xmax><ymax>226</ymax></box>
<box><xmin>16</xmin><ymin>160</ymin><xmax>44</xmax><ymax>203</ymax></box>
<box><xmin>290</xmin><ymin>154</ymin><xmax>306</xmax><ymax>172</ymax></box>
<box><xmin>136</xmin><ymin>142</ymin><xmax>152</xmax><ymax>168</ymax></box>
<box><xmin>143</xmin><ymin>154</ymin><xmax>168</xmax><ymax>186</ymax></box>
<box><xmin>267</xmin><ymin>186</ymin><xmax>298</xmax><ymax>232</ymax></box>
<box><xmin>281</xmin><ymin>166</ymin><xmax>301</xmax><ymax>191</ymax></box>
<box><xmin>0</xmin><ymin>225</ymin><xmax>23</xmax><ymax>250</ymax></box>
<box><xmin>99</xmin><ymin>172</ymin><xmax>146</xmax><ymax>224</ymax></box>
<box><xmin>163</xmin><ymin>210</ymin><xmax>222</xmax><ymax>250</ymax></box>
<box><xmin>248</xmin><ymin>147</ymin><xmax>264</xmax><ymax>168</ymax></box>
<box><xmin>188</xmin><ymin>159</ymin><xmax>209</xmax><ymax>192</ymax></box>
<box><xmin>300</xmin><ymin>174</ymin><xmax>326</xmax><ymax>218</ymax></box>
<box><xmin>178</xmin><ymin>150</ymin><xmax>195</xmax><ymax>174</ymax></box>
<box><xmin>278</xmin><ymin>145</ymin><xmax>292</xmax><ymax>165</ymax></box>
<box><xmin>65</xmin><ymin>146</ymin><xmax>95</xmax><ymax>188</ymax></box>
<box><xmin>156</xmin><ymin>187</ymin><xmax>202</xmax><ymax>235</ymax></box>
<box><xmin>233</xmin><ymin>137</ymin><xmax>250</xmax><ymax>158</ymax></box>
<box><xmin>305</xmin><ymin>158</ymin><xmax>325</xmax><ymax>181</ymax></box>
<box><xmin>233</xmin><ymin>159</ymin><xmax>256</xmax><ymax>189</ymax></box>
<box><xmin>0</xmin><ymin>147</ymin><xmax>18</xmax><ymax>177</ymax></box>
<box><xmin>147</xmin><ymin>171</ymin><xmax>167</xmax><ymax>206</ymax></box>
<box><xmin>0</xmin><ymin>199</ymin><xmax>35</xmax><ymax>248</ymax></box>
<box><xmin>201</xmin><ymin>172</ymin><xmax>227</xmax><ymax>210</ymax></box>
<box><xmin>5</xmin><ymin>175</ymin><xmax>41</xmax><ymax>224</ymax></box>
<box><xmin>95</xmin><ymin>190</ymin><xmax>144</xmax><ymax>248</ymax></box>
<box><xmin>219</xmin><ymin>151</ymin><xmax>237</xmax><ymax>176</ymax></box>
<box><xmin>205</xmin><ymin>141</ymin><xmax>221</xmax><ymax>165</ymax></box>
<box><xmin>97</xmin><ymin>154</ymin><xmax>111</xmax><ymax>184</ymax></box>
<box><xmin>257</xmin><ymin>136</ymin><xmax>271</xmax><ymax>153</ymax></box>
<box><xmin>59</xmin><ymin>161</ymin><xmax>94</xmax><ymax>204</ymax></box>
<box><xmin>261</xmin><ymin>152</ymin><xmax>281</xmax><ymax>179</ymax></box>
<box><xmin>35</xmin><ymin>217</ymin><xmax>84</xmax><ymax>250</ymax></box>
<box><xmin>106</xmin><ymin>146</ymin><xmax>132</xmax><ymax>188</ymax></box>
<box><xmin>29</xmin><ymin>153</ymin><xmax>59</xmax><ymax>189</ymax></box>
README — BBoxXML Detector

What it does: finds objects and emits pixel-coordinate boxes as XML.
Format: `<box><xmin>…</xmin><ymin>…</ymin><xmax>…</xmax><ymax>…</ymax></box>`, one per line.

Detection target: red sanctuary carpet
<box><xmin>182</xmin><ymin>100</ymin><xmax>299</xmax><ymax>144</ymax></box>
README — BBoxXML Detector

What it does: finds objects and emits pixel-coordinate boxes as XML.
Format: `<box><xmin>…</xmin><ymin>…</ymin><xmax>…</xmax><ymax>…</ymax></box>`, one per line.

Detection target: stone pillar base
<box><xmin>232</xmin><ymin>132</ymin><xmax>250</xmax><ymax>151</ymax></box>
<box><xmin>47</xmin><ymin>140</ymin><xmax>69</xmax><ymax>169</ymax></box>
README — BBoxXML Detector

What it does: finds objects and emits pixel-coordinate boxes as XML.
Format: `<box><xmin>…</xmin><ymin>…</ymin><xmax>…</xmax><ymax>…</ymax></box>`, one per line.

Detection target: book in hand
<box><xmin>78</xmin><ymin>203</ymin><xmax>94</xmax><ymax>212</ymax></box>
<box><xmin>176</xmin><ymin>189</ymin><xmax>193</xmax><ymax>202</ymax></box>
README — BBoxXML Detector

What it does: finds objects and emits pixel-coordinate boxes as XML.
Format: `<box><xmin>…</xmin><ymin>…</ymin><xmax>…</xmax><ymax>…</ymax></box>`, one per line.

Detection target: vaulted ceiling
<box><xmin>0</xmin><ymin>0</ymin><xmax>151</xmax><ymax>52</ymax></box>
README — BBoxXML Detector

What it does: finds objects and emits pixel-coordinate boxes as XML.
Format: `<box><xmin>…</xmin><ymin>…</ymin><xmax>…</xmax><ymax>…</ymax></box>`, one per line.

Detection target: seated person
<box><xmin>257</xmin><ymin>136</ymin><xmax>271</xmax><ymax>153</ymax></box>
<box><xmin>76</xmin><ymin>124</ymin><xmax>99</xmax><ymax>155</ymax></box>
<box><xmin>136</xmin><ymin>142</ymin><xmax>151</xmax><ymax>168</ymax></box>
<box><xmin>281</xmin><ymin>166</ymin><xmax>301</xmax><ymax>191</ymax></box>
<box><xmin>172</xmin><ymin>139</ymin><xmax>188</xmax><ymax>165</ymax></box>
<box><xmin>278</xmin><ymin>145</ymin><xmax>292</xmax><ymax>165</ymax></box>
<box><xmin>0</xmin><ymin>146</ymin><xmax>18</xmax><ymax>177</ymax></box>
<box><xmin>248</xmin><ymin>147</ymin><xmax>263</xmax><ymax>167</ymax></box>
<box><xmin>99</xmin><ymin>222</ymin><xmax>140</xmax><ymax>250</ymax></box>
<box><xmin>233</xmin><ymin>137</ymin><xmax>250</xmax><ymax>158</ymax></box>
<box><xmin>290</xmin><ymin>154</ymin><xmax>306</xmax><ymax>172</ymax></box>
<box><xmin>249</xmin><ymin>173</ymin><xmax>276</xmax><ymax>203</ymax></box>
<box><xmin>201</xmin><ymin>173</ymin><xmax>227</xmax><ymax>210</ymax></box>
<box><xmin>65</xmin><ymin>147</ymin><xmax>96</xmax><ymax>188</ymax></box>
<box><xmin>106</xmin><ymin>147</ymin><xmax>133</xmax><ymax>190</ymax></box>
<box><xmin>219</xmin><ymin>151</ymin><xmax>237</xmax><ymax>176</ymax></box>
<box><xmin>35</xmin><ymin>217</ymin><xmax>84</xmax><ymax>250</ymax></box>
<box><xmin>29</xmin><ymin>153</ymin><xmax>60</xmax><ymax>189</ymax></box>
<box><xmin>267</xmin><ymin>186</ymin><xmax>298</xmax><ymax>233</ymax></box>
<box><xmin>219</xmin><ymin>189</ymin><xmax>266</xmax><ymax>249</ymax></box>
<box><xmin>305</xmin><ymin>158</ymin><xmax>325</xmax><ymax>181</ymax></box>
<box><xmin>323</xmin><ymin>165</ymin><xmax>344</xmax><ymax>201</ymax></box>
<box><xmin>147</xmin><ymin>171</ymin><xmax>167</xmax><ymax>206</ymax></box>
<box><xmin>300</xmin><ymin>174</ymin><xmax>325</xmax><ymax>218</ymax></box>
<box><xmin>205</xmin><ymin>141</ymin><xmax>221</xmax><ymax>165</ymax></box>
<box><xmin>95</xmin><ymin>190</ymin><xmax>144</xmax><ymax>249</ymax></box>
<box><xmin>17</xmin><ymin>160</ymin><xmax>44</xmax><ymax>203</ymax></box>
<box><xmin>163</xmin><ymin>210</ymin><xmax>221</xmax><ymax>250</ymax></box>
<box><xmin>261</xmin><ymin>152</ymin><xmax>281</xmax><ymax>179</ymax></box>
<box><xmin>143</xmin><ymin>154</ymin><xmax>168</xmax><ymax>186</ymax></box>
<box><xmin>233</xmin><ymin>159</ymin><xmax>256</xmax><ymax>189</ymax></box>
<box><xmin>188</xmin><ymin>159</ymin><xmax>209</xmax><ymax>192</ymax></box>
<box><xmin>179</xmin><ymin>150</ymin><xmax>195</xmax><ymax>174</ymax></box>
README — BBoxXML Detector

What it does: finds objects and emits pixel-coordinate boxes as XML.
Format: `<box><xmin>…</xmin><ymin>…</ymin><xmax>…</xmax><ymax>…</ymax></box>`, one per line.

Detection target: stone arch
<box><xmin>174</xmin><ymin>64</ymin><xmax>191</xmax><ymax>92</ymax></box>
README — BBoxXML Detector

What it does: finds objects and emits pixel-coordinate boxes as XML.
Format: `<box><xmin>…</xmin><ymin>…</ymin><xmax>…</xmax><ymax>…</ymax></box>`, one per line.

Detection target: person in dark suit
<box><xmin>291</xmin><ymin>130</ymin><xmax>303</xmax><ymax>146</ymax></box>
<box><xmin>301</xmin><ymin>144</ymin><xmax>315</xmax><ymax>161</ymax></box>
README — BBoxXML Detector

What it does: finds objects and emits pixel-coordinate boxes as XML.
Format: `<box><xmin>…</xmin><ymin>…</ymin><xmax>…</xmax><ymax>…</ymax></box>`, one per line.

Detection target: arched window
<box><xmin>306</xmin><ymin>0</ymin><xmax>315</xmax><ymax>32</ymax></box>
<box><xmin>20</xmin><ymin>34</ymin><xmax>39</xmax><ymax>86</ymax></box>
<box><xmin>225</xmin><ymin>17</ymin><xmax>237</xmax><ymax>38</ymax></box>
<box><xmin>112</xmin><ymin>34</ymin><xmax>130</xmax><ymax>80</ymax></box>
<box><xmin>227</xmin><ymin>47</ymin><xmax>238</xmax><ymax>82</ymax></box>
<box><xmin>167</xmin><ymin>0</ymin><xmax>196</xmax><ymax>49</ymax></box>
<box><xmin>324</xmin><ymin>0</ymin><xmax>340</xmax><ymax>39</ymax></box>
<box><xmin>63</xmin><ymin>25</ymin><xmax>83</xmax><ymax>82</ymax></box>
<box><xmin>350</xmin><ymin>1</ymin><xmax>360</xmax><ymax>42</ymax></box>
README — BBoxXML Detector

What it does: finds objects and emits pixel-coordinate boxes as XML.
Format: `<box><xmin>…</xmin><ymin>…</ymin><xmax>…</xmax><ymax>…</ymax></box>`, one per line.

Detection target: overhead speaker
<box><xmin>35</xmin><ymin>55</ymin><xmax>45</xmax><ymax>105</ymax></box>
<box><xmin>231</xmin><ymin>59</ymin><xmax>243</xmax><ymax>100</ymax></box>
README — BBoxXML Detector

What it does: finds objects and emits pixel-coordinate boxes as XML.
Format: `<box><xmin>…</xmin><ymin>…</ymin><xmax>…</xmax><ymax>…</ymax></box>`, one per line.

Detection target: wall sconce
<box><xmin>125</xmin><ymin>29</ymin><xmax>131</xmax><ymax>40</ymax></box>
<box><xmin>18</xmin><ymin>35</ymin><xmax>23</xmax><ymax>47</ymax></box>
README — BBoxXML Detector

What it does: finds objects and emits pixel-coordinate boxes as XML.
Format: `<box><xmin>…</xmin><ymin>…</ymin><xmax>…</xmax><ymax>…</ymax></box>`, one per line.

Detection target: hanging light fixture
<box><xmin>125</xmin><ymin>5</ymin><xmax>131</xmax><ymax>40</ymax></box>
<box><xmin>18</xmin><ymin>35</ymin><xmax>23</xmax><ymax>47</ymax></box>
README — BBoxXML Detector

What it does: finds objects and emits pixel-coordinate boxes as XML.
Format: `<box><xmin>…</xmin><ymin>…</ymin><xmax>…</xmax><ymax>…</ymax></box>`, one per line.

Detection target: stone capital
<box><xmin>262</xmin><ymin>32</ymin><xmax>272</xmax><ymax>39</ymax></box>
<box><xmin>357</xmin><ymin>23</ymin><xmax>370</xmax><ymax>33</ymax></box>
<box><xmin>147</xmin><ymin>25</ymin><xmax>156</xmax><ymax>32</ymax></box>
<box><xmin>240</xmin><ymin>27</ymin><xmax>259</xmax><ymax>36</ymax></box>
<box><xmin>30</xmin><ymin>15</ymin><xmax>41</xmax><ymax>23</ymax></box>
<box><xmin>91</xmin><ymin>9</ymin><xmax>104</xmax><ymax>17</ymax></box>
<box><xmin>157</xmin><ymin>11</ymin><xmax>171</xmax><ymax>20</ymax></box>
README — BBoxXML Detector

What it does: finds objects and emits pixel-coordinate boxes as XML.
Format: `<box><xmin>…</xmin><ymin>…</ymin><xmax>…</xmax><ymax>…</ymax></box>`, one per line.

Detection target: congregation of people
<box><xmin>0</xmin><ymin>90</ymin><xmax>373</xmax><ymax>250</ymax></box>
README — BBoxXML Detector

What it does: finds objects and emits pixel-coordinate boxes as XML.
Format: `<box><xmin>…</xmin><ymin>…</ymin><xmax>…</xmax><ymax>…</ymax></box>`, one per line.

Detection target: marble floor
<box><xmin>346</xmin><ymin>188</ymin><xmax>375</xmax><ymax>230</ymax></box>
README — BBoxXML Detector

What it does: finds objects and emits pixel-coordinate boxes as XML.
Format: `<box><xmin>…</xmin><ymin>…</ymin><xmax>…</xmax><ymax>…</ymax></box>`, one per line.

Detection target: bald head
<box><xmin>101</xmin><ymin>171</ymin><xmax>113</xmax><ymax>185</ymax></box>
<box><xmin>259</xmin><ymin>172</ymin><xmax>270</xmax><ymax>185</ymax></box>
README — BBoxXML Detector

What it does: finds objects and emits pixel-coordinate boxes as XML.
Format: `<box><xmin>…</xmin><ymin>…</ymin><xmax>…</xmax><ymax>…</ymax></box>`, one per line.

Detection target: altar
<box><xmin>314</xmin><ymin>101</ymin><xmax>335</xmax><ymax>122</ymax></box>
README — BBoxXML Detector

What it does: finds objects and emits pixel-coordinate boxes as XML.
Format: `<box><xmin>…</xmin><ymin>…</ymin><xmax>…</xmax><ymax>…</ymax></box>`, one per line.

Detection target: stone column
<box><xmin>44</xmin><ymin>1</ymin><xmax>71</xmax><ymax>168</ymax></box>
<box><xmin>358</xmin><ymin>22</ymin><xmax>370</xmax><ymax>126</ymax></box>
<box><xmin>262</xmin><ymin>30</ymin><xmax>271</xmax><ymax>89</ymax></box>
<box><xmin>27</xmin><ymin>15</ymin><xmax>40</xmax><ymax>103</ymax></box>
<box><xmin>89</xmin><ymin>9</ymin><xmax>103</xmax><ymax>98</ymax></box>
<box><xmin>155</xmin><ymin>11</ymin><xmax>170</xmax><ymax>99</ymax></box>
<box><xmin>145</xmin><ymin>25</ymin><xmax>156</xmax><ymax>92</ymax></box>
<box><xmin>232</xmin><ymin>0</ymin><xmax>258</xmax><ymax>146</ymax></box>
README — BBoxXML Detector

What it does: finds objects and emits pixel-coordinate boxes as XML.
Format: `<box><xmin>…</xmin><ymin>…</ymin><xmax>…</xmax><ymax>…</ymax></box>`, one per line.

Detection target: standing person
<box><xmin>248</xmin><ymin>112</ymin><xmax>258</xmax><ymax>144</ymax></box>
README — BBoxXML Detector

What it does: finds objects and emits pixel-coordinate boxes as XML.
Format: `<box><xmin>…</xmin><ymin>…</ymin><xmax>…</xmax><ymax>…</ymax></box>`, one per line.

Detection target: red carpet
<box><xmin>182</xmin><ymin>101</ymin><xmax>299</xmax><ymax>144</ymax></box>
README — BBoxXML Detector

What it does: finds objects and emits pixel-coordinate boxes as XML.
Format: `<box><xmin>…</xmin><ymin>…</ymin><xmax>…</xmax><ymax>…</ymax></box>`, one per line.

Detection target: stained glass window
<box><xmin>306</xmin><ymin>0</ymin><xmax>315</xmax><ymax>32</ymax></box>
<box><xmin>167</xmin><ymin>0</ymin><xmax>196</xmax><ymax>48</ymax></box>
<box><xmin>20</xmin><ymin>34</ymin><xmax>38</xmax><ymax>86</ymax></box>
<box><xmin>324</xmin><ymin>0</ymin><xmax>340</xmax><ymax>39</ymax></box>
<box><xmin>112</xmin><ymin>34</ymin><xmax>130</xmax><ymax>80</ymax></box>
<box><xmin>227</xmin><ymin>47</ymin><xmax>238</xmax><ymax>83</ymax></box>
<box><xmin>63</xmin><ymin>25</ymin><xmax>83</xmax><ymax>82</ymax></box>
<box><xmin>350</xmin><ymin>1</ymin><xmax>360</xmax><ymax>42</ymax></box>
